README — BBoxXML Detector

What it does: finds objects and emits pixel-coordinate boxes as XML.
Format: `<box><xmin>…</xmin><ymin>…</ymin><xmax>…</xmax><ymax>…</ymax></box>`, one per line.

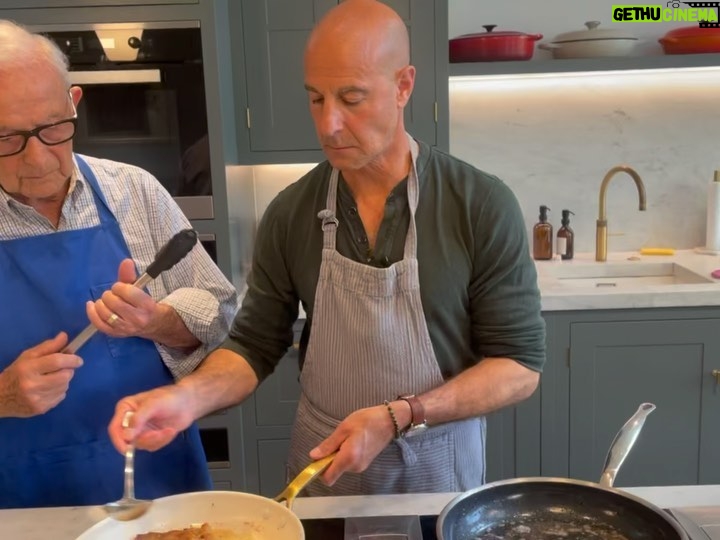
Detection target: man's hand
<box><xmin>86</xmin><ymin>258</ymin><xmax>161</xmax><ymax>339</ymax></box>
<box><xmin>0</xmin><ymin>332</ymin><xmax>83</xmax><ymax>417</ymax></box>
<box><xmin>87</xmin><ymin>258</ymin><xmax>200</xmax><ymax>350</ymax></box>
<box><xmin>108</xmin><ymin>385</ymin><xmax>194</xmax><ymax>454</ymax></box>
<box><xmin>308</xmin><ymin>403</ymin><xmax>400</xmax><ymax>486</ymax></box>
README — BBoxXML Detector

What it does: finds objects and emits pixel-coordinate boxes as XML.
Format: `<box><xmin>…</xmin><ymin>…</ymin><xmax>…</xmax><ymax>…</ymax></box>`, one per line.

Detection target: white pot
<box><xmin>539</xmin><ymin>21</ymin><xmax>638</xmax><ymax>59</ymax></box>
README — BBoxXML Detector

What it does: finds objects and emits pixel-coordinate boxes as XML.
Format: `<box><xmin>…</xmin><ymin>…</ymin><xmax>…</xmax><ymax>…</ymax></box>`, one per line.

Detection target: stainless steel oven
<box><xmin>39</xmin><ymin>22</ymin><xmax>213</xmax><ymax>220</ymax></box>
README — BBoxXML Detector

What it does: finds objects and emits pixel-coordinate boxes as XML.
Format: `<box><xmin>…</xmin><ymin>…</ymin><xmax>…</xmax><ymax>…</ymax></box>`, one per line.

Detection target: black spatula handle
<box><xmin>145</xmin><ymin>229</ymin><xmax>198</xmax><ymax>278</ymax></box>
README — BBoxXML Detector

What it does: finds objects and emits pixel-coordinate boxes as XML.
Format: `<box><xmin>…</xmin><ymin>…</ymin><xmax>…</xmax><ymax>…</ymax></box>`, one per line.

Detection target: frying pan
<box><xmin>437</xmin><ymin>403</ymin><xmax>688</xmax><ymax>540</ymax></box>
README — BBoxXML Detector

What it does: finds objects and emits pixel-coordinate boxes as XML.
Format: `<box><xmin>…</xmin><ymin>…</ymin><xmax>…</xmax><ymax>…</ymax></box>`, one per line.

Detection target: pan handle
<box><xmin>273</xmin><ymin>452</ymin><xmax>336</xmax><ymax>510</ymax></box>
<box><xmin>599</xmin><ymin>402</ymin><xmax>656</xmax><ymax>488</ymax></box>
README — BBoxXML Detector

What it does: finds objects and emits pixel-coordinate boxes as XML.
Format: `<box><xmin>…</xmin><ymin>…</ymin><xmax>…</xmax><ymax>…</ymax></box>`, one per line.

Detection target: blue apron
<box><xmin>0</xmin><ymin>156</ymin><xmax>211</xmax><ymax>509</ymax></box>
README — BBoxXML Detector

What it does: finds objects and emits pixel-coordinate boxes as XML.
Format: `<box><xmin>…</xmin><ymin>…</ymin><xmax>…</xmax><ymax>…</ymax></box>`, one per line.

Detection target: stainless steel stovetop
<box><xmin>667</xmin><ymin>506</ymin><xmax>720</xmax><ymax>540</ymax></box>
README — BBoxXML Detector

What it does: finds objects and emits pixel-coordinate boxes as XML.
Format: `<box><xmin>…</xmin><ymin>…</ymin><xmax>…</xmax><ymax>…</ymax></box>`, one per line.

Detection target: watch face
<box><xmin>403</xmin><ymin>422</ymin><xmax>429</xmax><ymax>438</ymax></box>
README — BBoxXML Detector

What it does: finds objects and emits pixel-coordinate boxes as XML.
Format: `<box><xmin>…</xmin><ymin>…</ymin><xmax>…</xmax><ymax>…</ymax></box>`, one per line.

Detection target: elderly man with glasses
<box><xmin>0</xmin><ymin>20</ymin><xmax>238</xmax><ymax>508</ymax></box>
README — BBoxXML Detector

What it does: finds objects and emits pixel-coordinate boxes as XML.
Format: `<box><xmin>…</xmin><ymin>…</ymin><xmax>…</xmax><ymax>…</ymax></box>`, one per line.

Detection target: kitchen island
<box><xmin>3</xmin><ymin>485</ymin><xmax>719</xmax><ymax>539</ymax></box>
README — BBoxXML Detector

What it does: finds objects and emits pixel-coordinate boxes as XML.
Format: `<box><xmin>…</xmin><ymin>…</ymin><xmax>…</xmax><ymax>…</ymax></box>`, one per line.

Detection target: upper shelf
<box><xmin>448</xmin><ymin>53</ymin><xmax>720</xmax><ymax>77</ymax></box>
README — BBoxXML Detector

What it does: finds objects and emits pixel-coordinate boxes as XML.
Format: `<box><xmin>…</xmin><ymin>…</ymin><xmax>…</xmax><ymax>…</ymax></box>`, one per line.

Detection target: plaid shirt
<box><xmin>0</xmin><ymin>154</ymin><xmax>237</xmax><ymax>379</ymax></box>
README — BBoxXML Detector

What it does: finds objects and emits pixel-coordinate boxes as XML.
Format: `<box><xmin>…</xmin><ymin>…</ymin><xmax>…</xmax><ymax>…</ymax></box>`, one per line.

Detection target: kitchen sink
<box><xmin>545</xmin><ymin>262</ymin><xmax>714</xmax><ymax>288</ymax></box>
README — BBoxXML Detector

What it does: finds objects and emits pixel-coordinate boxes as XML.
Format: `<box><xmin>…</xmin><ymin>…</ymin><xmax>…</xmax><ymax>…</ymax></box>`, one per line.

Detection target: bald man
<box><xmin>109</xmin><ymin>0</ymin><xmax>545</xmax><ymax>496</ymax></box>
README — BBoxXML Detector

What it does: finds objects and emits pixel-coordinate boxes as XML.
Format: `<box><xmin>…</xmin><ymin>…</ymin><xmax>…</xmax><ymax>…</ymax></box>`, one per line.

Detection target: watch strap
<box><xmin>398</xmin><ymin>394</ymin><xmax>426</xmax><ymax>427</ymax></box>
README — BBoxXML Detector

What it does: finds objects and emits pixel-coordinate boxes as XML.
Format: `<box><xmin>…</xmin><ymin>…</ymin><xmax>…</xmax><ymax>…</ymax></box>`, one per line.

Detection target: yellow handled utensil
<box><xmin>639</xmin><ymin>247</ymin><xmax>675</xmax><ymax>256</ymax></box>
<box><xmin>273</xmin><ymin>452</ymin><xmax>337</xmax><ymax>510</ymax></box>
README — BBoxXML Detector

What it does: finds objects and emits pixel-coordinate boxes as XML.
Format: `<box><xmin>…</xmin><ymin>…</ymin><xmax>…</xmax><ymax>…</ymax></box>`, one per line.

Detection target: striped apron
<box><xmin>287</xmin><ymin>135</ymin><xmax>486</xmax><ymax>495</ymax></box>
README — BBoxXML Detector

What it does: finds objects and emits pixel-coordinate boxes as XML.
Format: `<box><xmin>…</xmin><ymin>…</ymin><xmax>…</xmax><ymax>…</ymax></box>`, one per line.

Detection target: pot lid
<box><xmin>662</xmin><ymin>24</ymin><xmax>720</xmax><ymax>39</ymax></box>
<box><xmin>552</xmin><ymin>21</ymin><xmax>637</xmax><ymax>43</ymax></box>
<box><xmin>452</xmin><ymin>24</ymin><xmax>541</xmax><ymax>40</ymax></box>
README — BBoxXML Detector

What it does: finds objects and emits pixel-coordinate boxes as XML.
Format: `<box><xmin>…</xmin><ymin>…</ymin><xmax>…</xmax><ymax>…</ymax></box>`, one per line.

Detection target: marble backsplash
<box><xmin>450</xmin><ymin>69</ymin><xmax>720</xmax><ymax>254</ymax></box>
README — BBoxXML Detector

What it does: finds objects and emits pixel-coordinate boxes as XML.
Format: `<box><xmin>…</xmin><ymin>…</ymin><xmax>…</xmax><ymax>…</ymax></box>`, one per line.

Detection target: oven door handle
<box><xmin>68</xmin><ymin>69</ymin><xmax>162</xmax><ymax>85</ymax></box>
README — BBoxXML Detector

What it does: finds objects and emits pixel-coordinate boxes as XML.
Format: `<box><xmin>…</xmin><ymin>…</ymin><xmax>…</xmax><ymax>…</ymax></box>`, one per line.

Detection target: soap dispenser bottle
<box><xmin>557</xmin><ymin>209</ymin><xmax>575</xmax><ymax>260</ymax></box>
<box><xmin>533</xmin><ymin>205</ymin><xmax>553</xmax><ymax>260</ymax></box>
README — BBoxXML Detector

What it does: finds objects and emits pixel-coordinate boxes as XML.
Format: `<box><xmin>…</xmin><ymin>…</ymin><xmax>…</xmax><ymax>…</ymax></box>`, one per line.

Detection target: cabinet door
<box><xmin>238</xmin><ymin>0</ymin><xmax>443</xmax><ymax>159</ymax></box>
<box><xmin>242</xmin><ymin>324</ymin><xmax>303</xmax><ymax>496</ymax></box>
<box><xmin>568</xmin><ymin>319</ymin><xmax>720</xmax><ymax>487</ymax></box>
<box><xmin>241</xmin><ymin>0</ymin><xmax>338</xmax><ymax>154</ymax></box>
<box><xmin>380</xmin><ymin>0</ymin><xmax>440</xmax><ymax>147</ymax></box>
<box><xmin>198</xmin><ymin>405</ymin><xmax>247</xmax><ymax>492</ymax></box>
<box><xmin>485</xmin><ymin>389</ymin><xmax>541</xmax><ymax>482</ymax></box>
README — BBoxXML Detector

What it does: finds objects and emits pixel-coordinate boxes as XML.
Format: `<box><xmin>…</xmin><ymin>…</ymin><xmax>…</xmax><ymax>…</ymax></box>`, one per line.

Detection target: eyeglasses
<box><xmin>0</xmin><ymin>92</ymin><xmax>78</xmax><ymax>158</ymax></box>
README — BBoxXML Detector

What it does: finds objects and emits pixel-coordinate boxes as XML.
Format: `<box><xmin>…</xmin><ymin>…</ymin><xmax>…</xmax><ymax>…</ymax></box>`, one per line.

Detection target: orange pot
<box><xmin>659</xmin><ymin>25</ymin><xmax>720</xmax><ymax>54</ymax></box>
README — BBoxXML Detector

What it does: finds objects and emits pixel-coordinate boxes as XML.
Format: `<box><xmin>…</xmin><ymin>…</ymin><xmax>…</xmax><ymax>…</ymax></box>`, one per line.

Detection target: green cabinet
<box><xmin>230</xmin><ymin>0</ymin><xmax>449</xmax><ymax>164</ymax></box>
<box><xmin>241</xmin><ymin>324</ymin><xmax>303</xmax><ymax>497</ymax></box>
<box><xmin>567</xmin><ymin>313</ymin><xmax>720</xmax><ymax>487</ymax></box>
<box><xmin>536</xmin><ymin>308</ymin><xmax>720</xmax><ymax>488</ymax></box>
<box><xmin>484</xmin><ymin>392</ymin><xmax>541</xmax><ymax>482</ymax></box>
<box><xmin>488</xmin><ymin>307</ymin><xmax>720</xmax><ymax>488</ymax></box>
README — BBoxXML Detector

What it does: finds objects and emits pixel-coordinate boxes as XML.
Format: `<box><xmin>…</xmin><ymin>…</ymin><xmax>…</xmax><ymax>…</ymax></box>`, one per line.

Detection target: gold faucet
<box><xmin>596</xmin><ymin>165</ymin><xmax>647</xmax><ymax>262</ymax></box>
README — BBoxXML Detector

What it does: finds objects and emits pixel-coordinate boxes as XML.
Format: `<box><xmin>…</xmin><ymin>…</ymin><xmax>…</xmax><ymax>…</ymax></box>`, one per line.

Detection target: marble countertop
<box><xmin>3</xmin><ymin>484</ymin><xmax>719</xmax><ymax>539</ymax></box>
<box><xmin>535</xmin><ymin>249</ymin><xmax>720</xmax><ymax>311</ymax></box>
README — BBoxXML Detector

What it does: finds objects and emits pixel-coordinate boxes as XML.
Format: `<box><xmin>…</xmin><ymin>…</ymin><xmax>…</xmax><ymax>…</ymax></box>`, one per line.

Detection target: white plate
<box><xmin>76</xmin><ymin>491</ymin><xmax>304</xmax><ymax>540</ymax></box>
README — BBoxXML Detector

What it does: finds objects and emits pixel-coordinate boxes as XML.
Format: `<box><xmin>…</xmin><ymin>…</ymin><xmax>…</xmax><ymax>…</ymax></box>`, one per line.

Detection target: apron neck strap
<box><xmin>403</xmin><ymin>135</ymin><xmax>420</xmax><ymax>260</ymax></box>
<box><xmin>74</xmin><ymin>155</ymin><xmax>117</xmax><ymax>226</ymax></box>
<box><xmin>319</xmin><ymin>133</ymin><xmax>421</xmax><ymax>258</ymax></box>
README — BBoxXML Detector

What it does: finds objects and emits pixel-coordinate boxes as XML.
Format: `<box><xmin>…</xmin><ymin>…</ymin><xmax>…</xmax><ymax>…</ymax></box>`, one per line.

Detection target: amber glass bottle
<box><xmin>557</xmin><ymin>209</ymin><xmax>575</xmax><ymax>260</ymax></box>
<box><xmin>533</xmin><ymin>205</ymin><xmax>553</xmax><ymax>260</ymax></box>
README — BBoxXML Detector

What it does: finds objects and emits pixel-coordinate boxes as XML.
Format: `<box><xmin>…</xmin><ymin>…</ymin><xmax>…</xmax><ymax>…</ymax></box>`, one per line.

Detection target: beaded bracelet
<box><xmin>383</xmin><ymin>400</ymin><xmax>401</xmax><ymax>439</ymax></box>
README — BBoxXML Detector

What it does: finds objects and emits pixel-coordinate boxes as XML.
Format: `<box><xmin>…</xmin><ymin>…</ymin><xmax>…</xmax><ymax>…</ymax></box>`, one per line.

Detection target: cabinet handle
<box><xmin>712</xmin><ymin>369</ymin><xmax>720</xmax><ymax>385</ymax></box>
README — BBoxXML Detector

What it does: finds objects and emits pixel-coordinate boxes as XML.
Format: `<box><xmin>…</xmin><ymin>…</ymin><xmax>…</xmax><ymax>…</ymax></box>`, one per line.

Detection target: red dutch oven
<box><xmin>659</xmin><ymin>25</ymin><xmax>720</xmax><ymax>54</ymax></box>
<box><xmin>449</xmin><ymin>24</ymin><xmax>543</xmax><ymax>62</ymax></box>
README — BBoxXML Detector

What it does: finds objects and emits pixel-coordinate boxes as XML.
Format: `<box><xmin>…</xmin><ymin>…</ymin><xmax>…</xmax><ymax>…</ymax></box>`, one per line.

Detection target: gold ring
<box><xmin>107</xmin><ymin>313</ymin><xmax>119</xmax><ymax>326</ymax></box>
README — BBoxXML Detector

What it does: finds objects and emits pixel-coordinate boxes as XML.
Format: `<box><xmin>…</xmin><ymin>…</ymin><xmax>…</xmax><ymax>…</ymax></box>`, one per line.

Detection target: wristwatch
<box><xmin>397</xmin><ymin>394</ymin><xmax>428</xmax><ymax>437</ymax></box>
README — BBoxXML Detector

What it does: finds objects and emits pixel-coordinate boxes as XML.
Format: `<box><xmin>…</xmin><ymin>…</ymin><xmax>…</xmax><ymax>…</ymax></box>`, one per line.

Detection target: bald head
<box><xmin>302</xmin><ymin>0</ymin><xmax>416</xmax><ymax>173</ymax></box>
<box><xmin>0</xmin><ymin>19</ymin><xmax>70</xmax><ymax>86</ymax></box>
<box><xmin>306</xmin><ymin>0</ymin><xmax>410</xmax><ymax>77</ymax></box>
